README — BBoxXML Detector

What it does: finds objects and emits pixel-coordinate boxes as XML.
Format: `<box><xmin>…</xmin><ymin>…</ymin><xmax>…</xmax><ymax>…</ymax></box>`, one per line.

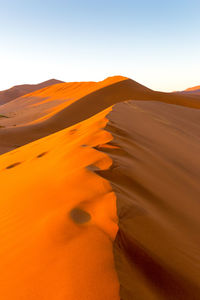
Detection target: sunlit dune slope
<box><xmin>0</xmin><ymin>106</ymin><xmax>119</xmax><ymax>300</ymax></box>
<box><xmin>0</xmin><ymin>75</ymin><xmax>200</xmax><ymax>155</ymax></box>
<box><xmin>0</xmin><ymin>79</ymin><xmax>63</xmax><ymax>105</ymax></box>
<box><xmin>0</xmin><ymin>76</ymin><xmax>127</xmax><ymax>128</ymax></box>
<box><xmin>103</xmin><ymin>100</ymin><xmax>200</xmax><ymax>299</ymax></box>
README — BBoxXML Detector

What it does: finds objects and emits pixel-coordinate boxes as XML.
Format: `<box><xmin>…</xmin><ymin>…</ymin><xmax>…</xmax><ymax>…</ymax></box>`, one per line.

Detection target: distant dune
<box><xmin>175</xmin><ymin>84</ymin><xmax>200</xmax><ymax>96</ymax></box>
<box><xmin>184</xmin><ymin>85</ymin><xmax>200</xmax><ymax>95</ymax></box>
<box><xmin>0</xmin><ymin>79</ymin><xmax>63</xmax><ymax>105</ymax></box>
<box><xmin>0</xmin><ymin>75</ymin><xmax>200</xmax><ymax>299</ymax></box>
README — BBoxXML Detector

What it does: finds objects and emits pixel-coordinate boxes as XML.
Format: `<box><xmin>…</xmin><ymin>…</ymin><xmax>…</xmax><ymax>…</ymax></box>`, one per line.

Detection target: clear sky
<box><xmin>0</xmin><ymin>0</ymin><xmax>200</xmax><ymax>91</ymax></box>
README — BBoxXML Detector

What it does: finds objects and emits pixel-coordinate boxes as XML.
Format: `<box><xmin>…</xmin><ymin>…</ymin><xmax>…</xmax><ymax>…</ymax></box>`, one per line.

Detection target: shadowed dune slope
<box><xmin>101</xmin><ymin>100</ymin><xmax>200</xmax><ymax>299</ymax></box>
<box><xmin>0</xmin><ymin>79</ymin><xmax>63</xmax><ymax>105</ymax></box>
<box><xmin>0</xmin><ymin>76</ymin><xmax>200</xmax><ymax>155</ymax></box>
<box><xmin>0</xmin><ymin>107</ymin><xmax>119</xmax><ymax>300</ymax></box>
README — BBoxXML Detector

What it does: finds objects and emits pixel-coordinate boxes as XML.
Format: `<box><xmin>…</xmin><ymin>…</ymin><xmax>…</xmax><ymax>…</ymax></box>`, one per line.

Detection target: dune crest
<box><xmin>0</xmin><ymin>76</ymin><xmax>128</xmax><ymax>128</ymax></box>
<box><xmin>1</xmin><ymin>75</ymin><xmax>200</xmax><ymax>155</ymax></box>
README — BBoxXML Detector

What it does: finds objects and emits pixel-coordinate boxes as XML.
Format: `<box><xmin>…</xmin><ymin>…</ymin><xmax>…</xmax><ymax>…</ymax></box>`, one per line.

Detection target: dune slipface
<box><xmin>104</xmin><ymin>101</ymin><xmax>200</xmax><ymax>299</ymax></box>
<box><xmin>0</xmin><ymin>76</ymin><xmax>200</xmax><ymax>299</ymax></box>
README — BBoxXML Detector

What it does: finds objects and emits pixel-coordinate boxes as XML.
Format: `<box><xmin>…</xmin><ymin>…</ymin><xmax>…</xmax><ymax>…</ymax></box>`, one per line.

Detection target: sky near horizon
<box><xmin>0</xmin><ymin>0</ymin><xmax>200</xmax><ymax>92</ymax></box>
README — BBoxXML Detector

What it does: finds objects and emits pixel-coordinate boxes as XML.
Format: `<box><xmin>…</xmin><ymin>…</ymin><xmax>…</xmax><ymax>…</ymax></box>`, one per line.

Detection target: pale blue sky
<box><xmin>0</xmin><ymin>0</ymin><xmax>200</xmax><ymax>91</ymax></box>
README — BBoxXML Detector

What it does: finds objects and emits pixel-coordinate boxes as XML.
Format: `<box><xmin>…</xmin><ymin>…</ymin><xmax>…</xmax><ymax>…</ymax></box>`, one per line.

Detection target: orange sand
<box><xmin>0</xmin><ymin>76</ymin><xmax>127</xmax><ymax>128</ymax></box>
<box><xmin>1</xmin><ymin>76</ymin><xmax>200</xmax><ymax>299</ymax></box>
<box><xmin>185</xmin><ymin>85</ymin><xmax>200</xmax><ymax>92</ymax></box>
<box><xmin>1</xmin><ymin>76</ymin><xmax>200</xmax><ymax>155</ymax></box>
<box><xmin>0</xmin><ymin>79</ymin><xmax>63</xmax><ymax>105</ymax></box>
<box><xmin>0</xmin><ymin>107</ymin><xmax>119</xmax><ymax>300</ymax></box>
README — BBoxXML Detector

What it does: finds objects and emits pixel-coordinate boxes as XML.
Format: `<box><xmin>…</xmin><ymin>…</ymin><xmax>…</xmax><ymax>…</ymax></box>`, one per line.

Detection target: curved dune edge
<box><xmin>103</xmin><ymin>100</ymin><xmax>200</xmax><ymax>299</ymax></box>
<box><xmin>1</xmin><ymin>90</ymin><xmax>200</xmax><ymax>300</ymax></box>
<box><xmin>0</xmin><ymin>76</ymin><xmax>128</xmax><ymax>128</ymax></box>
<box><xmin>27</xmin><ymin>76</ymin><xmax>128</xmax><ymax>125</ymax></box>
<box><xmin>1</xmin><ymin>75</ymin><xmax>200</xmax><ymax>155</ymax></box>
<box><xmin>0</xmin><ymin>106</ymin><xmax>120</xmax><ymax>300</ymax></box>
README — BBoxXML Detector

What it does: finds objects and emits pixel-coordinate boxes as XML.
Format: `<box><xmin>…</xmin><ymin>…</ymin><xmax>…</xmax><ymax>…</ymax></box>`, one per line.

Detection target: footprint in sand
<box><xmin>6</xmin><ymin>162</ymin><xmax>21</xmax><ymax>169</ymax></box>
<box><xmin>37</xmin><ymin>151</ymin><xmax>48</xmax><ymax>158</ymax></box>
<box><xmin>70</xmin><ymin>208</ymin><xmax>91</xmax><ymax>224</ymax></box>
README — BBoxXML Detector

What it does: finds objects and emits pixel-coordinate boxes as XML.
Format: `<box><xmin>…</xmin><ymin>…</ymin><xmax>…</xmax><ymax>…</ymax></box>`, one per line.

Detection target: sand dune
<box><xmin>175</xmin><ymin>84</ymin><xmax>200</xmax><ymax>96</ymax></box>
<box><xmin>0</xmin><ymin>76</ymin><xmax>127</xmax><ymax>128</ymax></box>
<box><xmin>0</xmin><ymin>76</ymin><xmax>200</xmax><ymax>299</ymax></box>
<box><xmin>183</xmin><ymin>85</ymin><xmax>200</xmax><ymax>95</ymax></box>
<box><xmin>185</xmin><ymin>84</ymin><xmax>200</xmax><ymax>92</ymax></box>
<box><xmin>105</xmin><ymin>101</ymin><xmax>200</xmax><ymax>299</ymax></box>
<box><xmin>0</xmin><ymin>79</ymin><xmax>63</xmax><ymax>105</ymax></box>
<box><xmin>0</xmin><ymin>76</ymin><xmax>200</xmax><ymax>155</ymax></box>
<box><xmin>0</xmin><ymin>107</ymin><xmax>119</xmax><ymax>300</ymax></box>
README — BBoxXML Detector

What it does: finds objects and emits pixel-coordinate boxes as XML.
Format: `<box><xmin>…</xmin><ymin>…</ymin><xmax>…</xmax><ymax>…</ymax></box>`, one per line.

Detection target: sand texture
<box><xmin>0</xmin><ymin>76</ymin><xmax>200</xmax><ymax>299</ymax></box>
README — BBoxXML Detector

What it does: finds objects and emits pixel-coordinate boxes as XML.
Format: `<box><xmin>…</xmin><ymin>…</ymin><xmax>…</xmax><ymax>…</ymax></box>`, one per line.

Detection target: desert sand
<box><xmin>0</xmin><ymin>76</ymin><xmax>200</xmax><ymax>299</ymax></box>
<box><xmin>107</xmin><ymin>101</ymin><xmax>200</xmax><ymax>299</ymax></box>
<box><xmin>0</xmin><ymin>76</ymin><xmax>200</xmax><ymax>155</ymax></box>
<box><xmin>0</xmin><ymin>107</ymin><xmax>119</xmax><ymax>300</ymax></box>
<box><xmin>182</xmin><ymin>85</ymin><xmax>200</xmax><ymax>95</ymax></box>
<box><xmin>0</xmin><ymin>79</ymin><xmax>63</xmax><ymax>106</ymax></box>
